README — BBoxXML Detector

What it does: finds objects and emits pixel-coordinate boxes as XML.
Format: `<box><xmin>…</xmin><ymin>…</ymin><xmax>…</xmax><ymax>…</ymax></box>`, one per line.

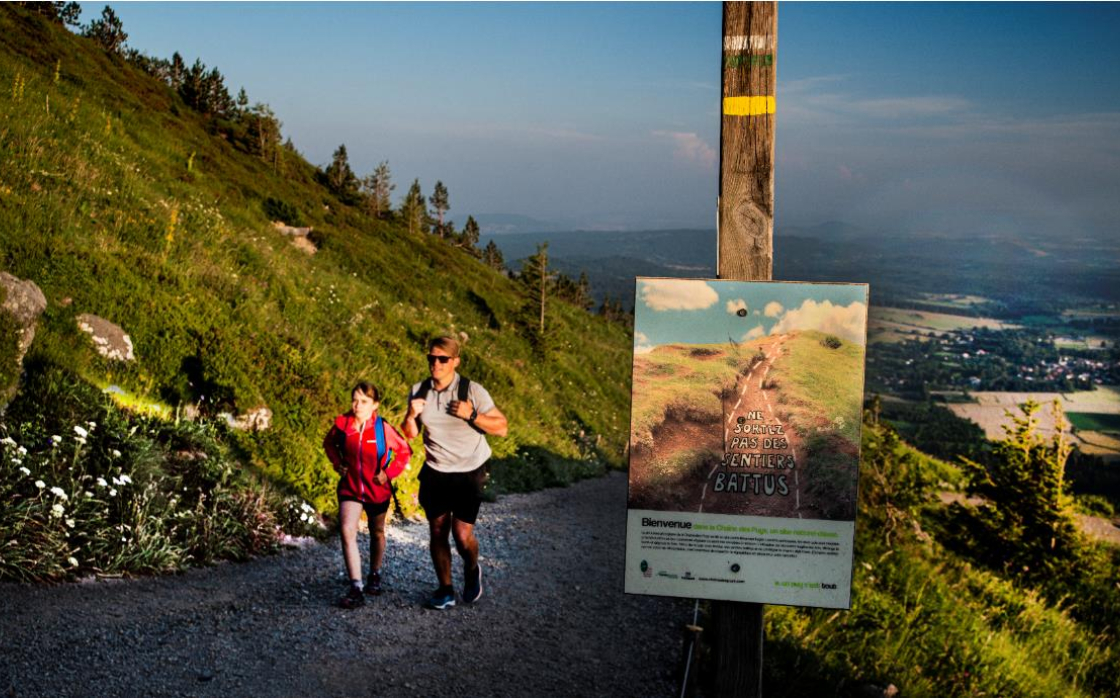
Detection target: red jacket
<box><xmin>323</xmin><ymin>413</ymin><xmax>410</xmax><ymax>504</ymax></box>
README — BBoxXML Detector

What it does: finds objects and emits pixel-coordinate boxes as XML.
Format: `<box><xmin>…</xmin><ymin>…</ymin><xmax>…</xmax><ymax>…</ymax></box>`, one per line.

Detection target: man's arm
<box><xmin>472</xmin><ymin>406</ymin><xmax>508</xmax><ymax>438</ymax></box>
<box><xmin>402</xmin><ymin>397</ymin><xmax>425</xmax><ymax>439</ymax></box>
<box><xmin>450</xmin><ymin>400</ymin><xmax>508</xmax><ymax>437</ymax></box>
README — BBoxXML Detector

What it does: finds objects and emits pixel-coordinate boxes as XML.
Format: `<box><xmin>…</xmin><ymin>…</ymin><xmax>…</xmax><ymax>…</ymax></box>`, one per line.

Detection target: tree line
<box><xmin>50</xmin><ymin>3</ymin><xmax>629</xmax><ymax>331</ymax></box>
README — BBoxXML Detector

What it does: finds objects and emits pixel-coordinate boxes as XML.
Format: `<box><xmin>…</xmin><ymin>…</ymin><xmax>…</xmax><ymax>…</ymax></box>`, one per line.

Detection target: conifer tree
<box><xmin>520</xmin><ymin>243</ymin><xmax>553</xmax><ymax>335</ymax></box>
<box><xmin>324</xmin><ymin>144</ymin><xmax>359</xmax><ymax>200</ymax></box>
<box><xmin>428</xmin><ymin>181</ymin><xmax>450</xmax><ymax>237</ymax></box>
<box><xmin>17</xmin><ymin>2</ymin><xmax>81</xmax><ymax>26</ymax></box>
<box><xmin>959</xmin><ymin>400</ymin><xmax>1085</xmax><ymax>577</ymax></box>
<box><xmin>461</xmin><ymin>215</ymin><xmax>481</xmax><ymax>252</ymax></box>
<box><xmin>82</xmin><ymin>5</ymin><xmax>128</xmax><ymax>55</ymax></box>
<box><xmin>401</xmin><ymin>179</ymin><xmax>428</xmax><ymax>235</ymax></box>
<box><xmin>482</xmin><ymin>240</ymin><xmax>505</xmax><ymax>271</ymax></box>
<box><xmin>361</xmin><ymin>161</ymin><xmax>395</xmax><ymax>219</ymax></box>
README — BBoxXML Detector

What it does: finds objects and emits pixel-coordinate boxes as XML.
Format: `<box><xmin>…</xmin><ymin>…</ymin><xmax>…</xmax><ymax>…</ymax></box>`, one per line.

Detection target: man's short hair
<box><xmin>428</xmin><ymin>335</ymin><xmax>461</xmax><ymax>357</ymax></box>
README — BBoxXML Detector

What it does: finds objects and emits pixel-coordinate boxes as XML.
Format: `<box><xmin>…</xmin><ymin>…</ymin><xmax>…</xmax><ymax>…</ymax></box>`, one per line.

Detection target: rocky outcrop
<box><xmin>271</xmin><ymin>221</ymin><xmax>317</xmax><ymax>255</ymax></box>
<box><xmin>222</xmin><ymin>406</ymin><xmax>272</xmax><ymax>432</ymax></box>
<box><xmin>76</xmin><ymin>313</ymin><xmax>135</xmax><ymax>361</ymax></box>
<box><xmin>1</xmin><ymin>272</ymin><xmax>47</xmax><ymax>363</ymax></box>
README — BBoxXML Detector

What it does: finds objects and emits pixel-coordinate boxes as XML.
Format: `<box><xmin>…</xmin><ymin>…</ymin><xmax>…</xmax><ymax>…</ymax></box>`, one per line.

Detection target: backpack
<box><xmin>419</xmin><ymin>375</ymin><xmax>485</xmax><ymax>434</ymax></box>
<box><xmin>335</xmin><ymin>415</ymin><xmax>403</xmax><ymax>513</ymax></box>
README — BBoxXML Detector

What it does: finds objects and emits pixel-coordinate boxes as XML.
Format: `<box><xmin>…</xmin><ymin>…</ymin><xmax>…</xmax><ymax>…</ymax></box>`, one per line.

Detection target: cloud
<box><xmin>634</xmin><ymin>331</ymin><xmax>655</xmax><ymax>355</ymax></box>
<box><xmin>764</xmin><ymin>301</ymin><xmax>783</xmax><ymax>317</ymax></box>
<box><xmin>741</xmin><ymin>325</ymin><xmax>765</xmax><ymax>342</ymax></box>
<box><xmin>770</xmin><ymin>299</ymin><xmax>867</xmax><ymax>345</ymax></box>
<box><xmin>640</xmin><ymin>279</ymin><xmax>719</xmax><ymax>311</ymax></box>
<box><xmin>726</xmin><ymin>299</ymin><xmax>748</xmax><ymax>315</ymax></box>
<box><xmin>651</xmin><ymin>130</ymin><xmax>717</xmax><ymax>169</ymax></box>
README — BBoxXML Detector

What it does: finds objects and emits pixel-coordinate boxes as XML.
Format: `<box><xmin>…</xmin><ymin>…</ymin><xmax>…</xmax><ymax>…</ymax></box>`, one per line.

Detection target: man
<box><xmin>403</xmin><ymin>336</ymin><xmax>508</xmax><ymax>610</ymax></box>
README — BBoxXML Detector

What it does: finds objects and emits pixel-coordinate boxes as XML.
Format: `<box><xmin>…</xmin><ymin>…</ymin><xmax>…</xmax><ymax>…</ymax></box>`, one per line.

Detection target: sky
<box><xmin>634</xmin><ymin>278</ymin><xmax>867</xmax><ymax>352</ymax></box>
<box><xmin>93</xmin><ymin>2</ymin><xmax>1120</xmax><ymax>239</ymax></box>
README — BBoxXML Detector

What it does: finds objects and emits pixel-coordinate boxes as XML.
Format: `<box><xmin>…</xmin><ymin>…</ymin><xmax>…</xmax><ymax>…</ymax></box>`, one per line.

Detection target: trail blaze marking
<box><xmin>724</xmin><ymin>96</ymin><xmax>775</xmax><ymax>116</ymax></box>
<box><xmin>723</xmin><ymin>34</ymin><xmax>773</xmax><ymax>51</ymax></box>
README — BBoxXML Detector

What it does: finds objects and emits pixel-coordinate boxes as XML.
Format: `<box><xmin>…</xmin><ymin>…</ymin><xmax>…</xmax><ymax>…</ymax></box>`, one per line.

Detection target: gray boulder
<box><xmin>1</xmin><ymin>272</ymin><xmax>47</xmax><ymax>362</ymax></box>
<box><xmin>76</xmin><ymin>313</ymin><xmax>135</xmax><ymax>362</ymax></box>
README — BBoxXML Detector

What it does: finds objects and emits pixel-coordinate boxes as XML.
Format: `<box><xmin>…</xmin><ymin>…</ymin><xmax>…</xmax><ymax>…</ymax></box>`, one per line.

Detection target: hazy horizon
<box><xmin>96</xmin><ymin>2</ymin><xmax>1120</xmax><ymax>241</ymax></box>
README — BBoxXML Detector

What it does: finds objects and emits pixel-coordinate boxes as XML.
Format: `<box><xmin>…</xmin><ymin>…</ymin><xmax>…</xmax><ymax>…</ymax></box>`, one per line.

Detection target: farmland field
<box><xmin>947</xmin><ymin>386</ymin><xmax>1120</xmax><ymax>461</ymax></box>
<box><xmin>868</xmin><ymin>306</ymin><xmax>1017</xmax><ymax>344</ymax></box>
<box><xmin>1068</xmin><ymin>412</ymin><xmax>1120</xmax><ymax>434</ymax></box>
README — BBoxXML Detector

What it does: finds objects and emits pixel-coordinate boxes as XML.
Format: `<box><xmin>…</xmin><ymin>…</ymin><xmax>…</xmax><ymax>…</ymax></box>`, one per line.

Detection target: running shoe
<box><xmin>425</xmin><ymin>586</ymin><xmax>456</xmax><ymax>610</ymax></box>
<box><xmin>365</xmin><ymin>571</ymin><xmax>382</xmax><ymax>596</ymax></box>
<box><xmin>339</xmin><ymin>584</ymin><xmax>365</xmax><ymax>609</ymax></box>
<box><xmin>463</xmin><ymin>563</ymin><xmax>483</xmax><ymax>604</ymax></box>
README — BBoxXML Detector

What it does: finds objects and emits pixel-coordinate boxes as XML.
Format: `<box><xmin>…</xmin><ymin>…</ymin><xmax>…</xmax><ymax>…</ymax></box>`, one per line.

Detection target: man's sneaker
<box><xmin>365</xmin><ymin>571</ymin><xmax>382</xmax><ymax>596</ymax></box>
<box><xmin>463</xmin><ymin>563</ymin><xmax>483</xmax><ymax>604</ymax></box>
<box><xmin>425</xmin><ymin>586</ymin><xmax>456</xmax><ymax>610</ymax></box>
<box><xmin>339</xmin><ymin>584</ymin><xmax>365</xmax><ymax>609</ymax></box>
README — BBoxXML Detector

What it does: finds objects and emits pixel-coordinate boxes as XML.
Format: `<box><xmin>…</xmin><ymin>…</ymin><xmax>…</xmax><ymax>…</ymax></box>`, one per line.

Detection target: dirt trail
<box><xmin>0</xmin><ymin>473</ymin><xmax>690</xmax><ymax>698</ymax></box>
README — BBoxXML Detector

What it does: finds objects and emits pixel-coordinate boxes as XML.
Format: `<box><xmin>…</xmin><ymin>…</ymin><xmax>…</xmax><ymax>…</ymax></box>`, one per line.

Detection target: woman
<box><xmin>323</xmin><ymin>382</ymin><xmax>411</xmax><ymax>609</ymax></box>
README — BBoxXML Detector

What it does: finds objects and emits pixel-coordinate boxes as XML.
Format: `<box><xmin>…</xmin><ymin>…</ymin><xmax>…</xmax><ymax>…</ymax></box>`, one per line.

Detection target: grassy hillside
<box><xmin>0</xmin><ymin>5</ymin><xmax>632</xmax><ymax>526</ymax></box>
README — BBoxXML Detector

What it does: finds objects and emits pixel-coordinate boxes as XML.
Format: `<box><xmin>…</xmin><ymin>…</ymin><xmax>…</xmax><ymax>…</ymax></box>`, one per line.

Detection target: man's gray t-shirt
<box><xmin>409</xmin><ymin>373</ymin><xmax>495</xmax><ymax>473</ymax></box>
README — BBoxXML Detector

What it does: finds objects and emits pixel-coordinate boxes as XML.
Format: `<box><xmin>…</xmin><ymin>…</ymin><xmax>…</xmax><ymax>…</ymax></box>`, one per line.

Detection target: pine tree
<box><xmin>248</xmin><ymin>103</ymin><xmax>282</xmax><ymax>168</ymax></box>
<box><xmin>236</xmin><ymin>88</ymin><xmax>249</xmax><ymax>117</ymax></box>
<box><xmin>959</xmin><ymin>400</ymin><xmax>1085</xmax><ymax>577</ymax></box>
<box><xmin>429</xmin><ymin>181</ymin><xmax>450</xmax><ymax>237</ymax></box>
<box><xmin>401</xmin><ymin>179</ymin><xmax>428</xmax><ymax>235</ymax></box>
<box><xmin>360</xmin><ymin>161</ymin><xmax>395</xmax><ymax>219</ymax></box>
<box><xmin>324</xmin><ymin>144</ymin><xmax>359</xmax><ymax>200</ymax></box>
<box><xmin>461</xmin><ymin>216</ymin><xmax>481</xmax><ymax>252</ymax></box>
<box><xmin>17</xmin><ymin>2</ymin><xmax>82</xmax><ymax>26</ymax></box>
<box><xmin>482</xmin><ymin>240</ymin><xmax>505</xmax><ymax>271</ymax></box>
<box><xmin>520</xmin><ymin>243</ymin><xmax>552</xmax><ymax>335</ymax></box>
<box><xmin>82</xmin><ymin>5</ymin><xmax>128</xmax><ymax>55</ymax></box>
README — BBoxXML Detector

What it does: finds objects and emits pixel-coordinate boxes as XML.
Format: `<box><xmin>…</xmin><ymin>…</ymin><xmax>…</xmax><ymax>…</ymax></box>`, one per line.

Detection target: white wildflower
<box><xmin>35</xmin><ymin>480</ymin><xmax>45</xmax><ymax>489</ymax></box>
<box><xmin>65</xmin><ymin>518</ymin><xmax>75</xmax><ymax>528</ymax></box>
<box><xmin>51</xmin><ymin>435</ymin><xmax>62</xmax><ymax>445</ymax></box>
<box><xmin>119</xmin><ymin>474</ymin><xmax>132</xmax><ymax>485</ymax></box>
<box><xmin>68</xmin><ymin>557</ymin><xmax>79</xmax><ymax>567</ymax></box>
<box><xmin>19</xmin><ymin>466</ymin><xmax>31</xmax><ymax>476</ymax></box>
<box><xmin>87</xmin><ymin>421</ymin><xmax>97</xmax><ymax>430</ymax></box>
<box><xmin>51</xmin><ymin>503</ymin><xmax>64</xmax><ymax>517</ymax></box>
<box><xmin>17</xmin><ymin>446</ymin><xmax>27</xmax><ymax>456</ymax></box>
<box><xmin>84</xmin><ymin>491</ymin><xmax>94</xmax><ymax>498</ymax></box>
<box><xmin>74</xmin><ymin>437</ymin><xmax>86</xmax><ymax>446</ymax></box>
<box><xmin>109</xmin><ymin>488</ymin><xmax>117</xmax><ymax>497</ymax></box>
<box><xmin>73</xmin><ymin>425</ymin><xmax>88</xmax><ymax>438</ymax></box>
<box><xmin>50</xmin><ymin>487</ymin><xmax>68</xmax><ymax>501</ymax></box>
<box><xmin>111</xmin><ymin>476</ymin><xmax>122</xmax><ymax>486</ymax></box>
<box><xmin>299</xmin><ymin>513</ymin><xmax>308</xmax><ymax>522</ymax></box>
<box><xmin>111</xmin><ymin>449</ymin><xmax>122</xmax><ymax>458</ymax></box>
<box><xmin>96</xmin><ymin>477</ymin><xmax>108</xmax><ymax>487</ymax></box>
<box><xmin>0</xmin><ymin>436</ymin><xmax>14</xmax><ymax>447</ymax></box>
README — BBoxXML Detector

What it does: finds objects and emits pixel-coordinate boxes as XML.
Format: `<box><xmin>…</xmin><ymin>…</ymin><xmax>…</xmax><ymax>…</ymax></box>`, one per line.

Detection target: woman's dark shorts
<box><xmin>417</xmin><ymin>463</ymin><xmax>489</xmax><ymax>525</ymax></box>
<box><xmin>338</xmin><ymin>496</ymin><xmax>390</xmax><ymax>519</ymax></box>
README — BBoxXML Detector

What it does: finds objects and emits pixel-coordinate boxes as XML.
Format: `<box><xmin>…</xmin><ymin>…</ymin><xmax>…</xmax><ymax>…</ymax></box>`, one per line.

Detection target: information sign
<box><xmin>625</xmin><ymin>278</ymin><xmax>868</xmax><ymax>608</ymax></box>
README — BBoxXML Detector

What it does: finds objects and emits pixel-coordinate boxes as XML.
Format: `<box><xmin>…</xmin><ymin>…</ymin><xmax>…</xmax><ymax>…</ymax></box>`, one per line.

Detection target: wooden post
<box><xmin>713</xmin><ymin>2</ymin><xmax>777</xmax><ymax>697</ymax></box>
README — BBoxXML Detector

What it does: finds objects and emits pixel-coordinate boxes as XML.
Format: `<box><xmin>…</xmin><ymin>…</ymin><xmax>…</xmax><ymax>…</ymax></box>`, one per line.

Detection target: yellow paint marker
<box><xmin>723</xmin><ymin>96</ymin><xmax>775</xmax><ymax>116</ymax></box>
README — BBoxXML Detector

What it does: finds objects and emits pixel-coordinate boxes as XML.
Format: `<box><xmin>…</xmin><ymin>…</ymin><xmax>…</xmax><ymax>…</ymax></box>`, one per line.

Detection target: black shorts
<box><xmin>417</xmin><ymin>463</ymin><xmax>488</xmax><ymax>525</ymax></box>
<box><xmin>337</xmin><ymin>497</ymin><xmax>390</xmax><ymax>519</ymax></box>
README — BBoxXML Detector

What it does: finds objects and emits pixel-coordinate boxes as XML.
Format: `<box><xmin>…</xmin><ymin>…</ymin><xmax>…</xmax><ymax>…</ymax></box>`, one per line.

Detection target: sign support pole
<box><xmin>713</xmin><ymin>2</ymin><xmax>777</xmax><ymax>696</ymax></box>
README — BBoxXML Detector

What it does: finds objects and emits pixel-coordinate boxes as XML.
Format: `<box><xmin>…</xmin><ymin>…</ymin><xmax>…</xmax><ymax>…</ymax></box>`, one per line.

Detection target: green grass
<box><xmin>769</xmin><ymin>330</ymin><xmax>865</xmax><ymax>445</ymax></box>
<box><xmin>0</xmin><ymin>5</ymin><xmax>633</xmax><ymax>529</ymax></box>
<box><xmin>1069</xmin><ymin>412</ymin><xmax>1120</xmax><ymax>435</ymax></box>
<box><xmin>630</xmin><ymin>342</ymin><xmax>749</xmax><ymax>447</ymax></box>
<box><xmin>700</xmin><ymin>422</ymin><xmax>1120</xmax><ymax>698</ymax></box>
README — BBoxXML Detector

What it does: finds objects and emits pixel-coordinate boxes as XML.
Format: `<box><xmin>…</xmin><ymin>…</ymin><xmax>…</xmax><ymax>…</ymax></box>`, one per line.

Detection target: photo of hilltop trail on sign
<box><xmin>628</xmin><ymin>279</ymin><xmax>868</xmax><ymax>522</ymax></box>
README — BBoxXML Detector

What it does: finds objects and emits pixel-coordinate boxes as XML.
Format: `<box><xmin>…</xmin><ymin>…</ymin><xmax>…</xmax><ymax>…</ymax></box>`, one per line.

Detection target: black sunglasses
<box><xmin>427</xmin><ymin>354</ymin><xmax>454</xmax><ymax>364</ymax></box>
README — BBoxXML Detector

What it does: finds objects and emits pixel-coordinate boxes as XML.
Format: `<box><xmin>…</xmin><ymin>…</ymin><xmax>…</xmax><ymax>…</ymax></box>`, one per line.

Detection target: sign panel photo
<box><xmin>625</xmin><ymin>278</ymin><xmax>868</xmax><ymax>608</ymax></box>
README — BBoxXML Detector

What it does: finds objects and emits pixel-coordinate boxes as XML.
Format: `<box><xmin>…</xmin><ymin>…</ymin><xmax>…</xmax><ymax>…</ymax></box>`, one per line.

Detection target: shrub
<box><xmin>262</xmin><ymin>197</ymin><xmax>304</xmax><ymax>226</ymax></box>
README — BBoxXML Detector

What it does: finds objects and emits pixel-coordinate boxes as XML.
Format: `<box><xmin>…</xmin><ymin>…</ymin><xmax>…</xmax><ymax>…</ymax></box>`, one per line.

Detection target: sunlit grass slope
<box><xmin>0</xmin><ymin>6</ymin><xmax>632</xmax><ymax>515</ymax></box>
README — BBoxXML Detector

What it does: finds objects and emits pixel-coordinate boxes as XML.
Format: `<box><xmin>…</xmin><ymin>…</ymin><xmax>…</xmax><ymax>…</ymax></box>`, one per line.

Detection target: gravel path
<box><xmin>0</xmin><ymin>472</ymin><xmax>691</xmax><ymax>698</ymax></box>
